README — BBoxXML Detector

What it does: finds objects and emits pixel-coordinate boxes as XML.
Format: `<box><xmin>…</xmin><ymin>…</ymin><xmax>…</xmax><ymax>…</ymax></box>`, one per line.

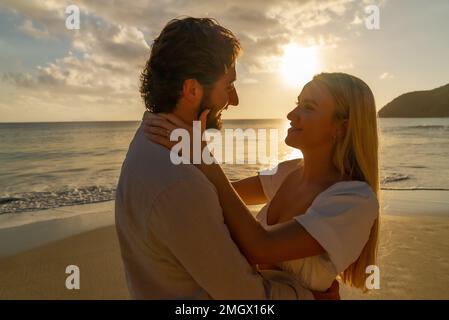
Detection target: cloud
<box><xmin>267</xmin><ymin>0</ymin><xmax>355</xmax><ymax>29</ymax></box>
<box><xmin>2</xmin><ymin>3</ymin><xmax>150</xmax><ymax>96</ymax></box>
<box><xmin>1</xmin><ymin>0</ymin><xmax>67</xmax><ymax>35</ymax></box>
<box><xmin>379</xmin><ymin>72</ymin><xmax>394</xmax><ymax>80</ymax></box>
<box><xmin>351</xmin><ymin>15</ymin><xmax>363</xmax><ymax>25</ymax></box>
<box><xmin>0</xmin><ymin>0</ymin><xmax>372</xmax><ymax>120</ymax></box>
<box><xmin>19</xmin><ymin>19</ymin><xmax>51</xmax><ymax>39</ymax></box>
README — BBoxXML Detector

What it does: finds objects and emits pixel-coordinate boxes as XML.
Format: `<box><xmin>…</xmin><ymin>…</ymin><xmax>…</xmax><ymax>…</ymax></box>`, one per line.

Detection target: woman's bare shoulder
<box><xmin>277</xmin><ymin>158</ymin><xmax>304</xmax><ymax>178</ymax></box>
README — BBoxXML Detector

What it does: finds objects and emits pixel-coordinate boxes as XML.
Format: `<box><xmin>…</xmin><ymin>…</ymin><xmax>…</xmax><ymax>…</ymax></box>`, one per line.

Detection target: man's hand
<box><xmin>311</xmin><ymin>280</ymin><xmax>340</xmax><ymax>300</ymax></box>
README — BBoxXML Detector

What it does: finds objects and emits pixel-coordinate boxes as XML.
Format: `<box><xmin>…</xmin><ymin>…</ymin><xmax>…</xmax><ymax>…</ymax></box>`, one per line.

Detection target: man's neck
<box><xmin>171</xmin><ymin>107</ymin><xmax>197</xmax><ymax>125</ymax></box>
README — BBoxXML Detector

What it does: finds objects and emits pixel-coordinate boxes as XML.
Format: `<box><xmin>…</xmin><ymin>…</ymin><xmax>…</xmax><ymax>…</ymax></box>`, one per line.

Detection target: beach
<box><xmin>1</xmin><ymin>0</ymin><xmax>449</xmax><ymax>303</ymax></box>
<box><xmin>1</xmin><ymin>190</ymin><xmax>449</xmax><ymax>300</ymax></box>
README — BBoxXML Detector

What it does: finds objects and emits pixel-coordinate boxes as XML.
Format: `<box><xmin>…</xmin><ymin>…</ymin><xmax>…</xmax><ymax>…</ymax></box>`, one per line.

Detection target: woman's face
<box><xmin>285</xmin><ymin>80</ymin><xmax>339</xmax><ymax>151</ymax></box>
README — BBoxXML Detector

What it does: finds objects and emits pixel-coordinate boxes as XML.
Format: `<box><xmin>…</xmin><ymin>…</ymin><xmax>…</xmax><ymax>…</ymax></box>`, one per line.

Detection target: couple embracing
<box><xmin>115</xmin><ymin>17</ymin><xmax>380</xmax><ymax>300</ymax></box>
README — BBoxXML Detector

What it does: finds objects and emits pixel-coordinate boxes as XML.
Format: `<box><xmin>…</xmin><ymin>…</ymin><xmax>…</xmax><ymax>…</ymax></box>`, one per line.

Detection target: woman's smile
<box><xmin>288</xmin><ymin>124</ymin><xmax>303</xmax><ymax>133</ymax></box>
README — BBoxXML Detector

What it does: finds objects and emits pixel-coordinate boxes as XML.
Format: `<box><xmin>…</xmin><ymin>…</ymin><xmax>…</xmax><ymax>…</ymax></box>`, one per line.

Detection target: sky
<box><xmin>0</xmin><ymin>0</ymin><xmax>448</xmax><ymax>122</ymax></box>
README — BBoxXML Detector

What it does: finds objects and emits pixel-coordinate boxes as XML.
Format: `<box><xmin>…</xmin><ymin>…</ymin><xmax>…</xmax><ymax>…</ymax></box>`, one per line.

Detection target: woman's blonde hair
<box><xmin>313</xmin><ymin>72</ymin><xmax>380</xmax><ymax>292</ymax></box>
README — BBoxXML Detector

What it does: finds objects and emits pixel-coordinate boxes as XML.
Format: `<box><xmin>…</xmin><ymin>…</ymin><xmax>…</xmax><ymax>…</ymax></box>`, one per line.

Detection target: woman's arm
<box><xmin>144</xmin><ymin>112</ymin><xmax>325</xmax><ymax>265</ymax></box>
<box><xmin>231</xmin><ymin>176</ymin><xmax>267</xmax><ymax>205</ymax></box>
<box><xmin>257</xmin><ymin>263</ymin><xmax>281</xmax><ymax>270</ymax></box>
<box><xmin>198</xmin><ymin>161</ymin><xmax>325</xmax><ymax>265</ymax></box>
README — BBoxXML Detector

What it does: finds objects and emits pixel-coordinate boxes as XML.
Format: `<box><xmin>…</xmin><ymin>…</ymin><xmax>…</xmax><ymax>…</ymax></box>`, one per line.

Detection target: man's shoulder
<box><xmin>118</xmin><ymin>126</ymin><xmax>214</xmax><ymax>198</ymax></box>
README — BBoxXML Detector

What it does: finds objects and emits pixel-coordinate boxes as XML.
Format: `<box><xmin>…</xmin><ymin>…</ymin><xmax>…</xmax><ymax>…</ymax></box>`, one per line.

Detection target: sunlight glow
<box><xmin>280</xmin><ymin>43</ymin><xmax>321</xmax><ymax>88</ymax></box>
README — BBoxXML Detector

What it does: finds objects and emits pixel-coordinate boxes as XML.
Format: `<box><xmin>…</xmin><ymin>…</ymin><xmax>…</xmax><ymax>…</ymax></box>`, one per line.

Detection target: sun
<box><xmin>280</xmin><ymin>43</ymin><xmax>321</xmax><ymax>87</ymax></box>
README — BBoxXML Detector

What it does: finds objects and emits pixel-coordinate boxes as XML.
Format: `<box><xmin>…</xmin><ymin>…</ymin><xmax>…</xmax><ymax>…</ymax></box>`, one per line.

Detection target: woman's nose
<box><xmin>287</xmin><ymin>109</ymin><xmax>297</xmax><ymax>121</ymax></box>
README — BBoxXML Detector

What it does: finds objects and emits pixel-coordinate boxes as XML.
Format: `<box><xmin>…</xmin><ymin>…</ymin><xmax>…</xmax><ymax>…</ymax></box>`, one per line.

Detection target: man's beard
<box><xmin>197</xmin><ymin>89</ymin><xmax>223</xmax><ymax>130</ymax></box>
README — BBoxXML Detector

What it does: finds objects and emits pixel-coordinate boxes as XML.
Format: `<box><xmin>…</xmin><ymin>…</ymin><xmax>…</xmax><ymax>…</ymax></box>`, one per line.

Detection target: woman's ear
<box><xmin>338</xmin><ymin>119</ymin><xmax>348</xmax><ymax>139</ymax></box>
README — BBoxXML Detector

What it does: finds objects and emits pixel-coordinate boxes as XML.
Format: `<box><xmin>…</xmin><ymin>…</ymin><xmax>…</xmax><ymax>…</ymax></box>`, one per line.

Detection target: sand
<box><xmin>0</xmin><ymin>225</ymin><xmax>129</xmax><ymax>299</ymax></box>
<box><xmin>1</xmin><ymin>190</ymin><xmax>449</xmax><ymax>300</ymax></box>
<box><xmin>340</xmin><ymin>214</ymin><xmax>449</xmax><ymax>299</ymax></box>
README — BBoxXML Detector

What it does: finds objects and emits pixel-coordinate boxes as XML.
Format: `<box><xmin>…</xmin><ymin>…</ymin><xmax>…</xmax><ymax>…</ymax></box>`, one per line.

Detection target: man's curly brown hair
<box><xmin>140</xmin><ymin>17</ymin><xmax>241</xmax><ymax>113</ymax></box>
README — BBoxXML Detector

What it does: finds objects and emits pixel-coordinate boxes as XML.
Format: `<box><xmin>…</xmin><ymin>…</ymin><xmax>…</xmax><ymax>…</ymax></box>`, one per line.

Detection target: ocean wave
<box><xmin>381</xmin><ymin>187</ymin><xmax>449</xmax><ymax>191</ymax></box>
<box><xmin>400</xmin><ymin>165</ymin><xmax>427</xmax><ymax>169</ymax></box>
<box><xmin>381</xmin><ymin>173</ymin><xmax>411</xmax><ymax>184</ymax></box>
<box><xmin>0</xmin><ymin>197</ymin><xmax>25</xmax><ymax>205</ymax></box>
<box><xmin>2</xmin><ymin>183</ymin><xmax>449</xmax><ymax>215</ymax></box>
<box><xmin>0</xmin><ymin>186</ymin><xmax>115</xmax><ymax>214</ymax></box>
<box><xmin>405</xmin><ymin>125</ymin><xmax>449</xmax><ymax>130</ymax></box>
<box><xmin>381</xmin><ymin>125</ymin><xmax>449</xmax><ymax>133</ymax></box>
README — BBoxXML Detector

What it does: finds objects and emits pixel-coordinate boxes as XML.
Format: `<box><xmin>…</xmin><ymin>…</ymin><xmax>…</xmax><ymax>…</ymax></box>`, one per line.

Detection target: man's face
<box><xmin>199</xmin><ymin>66</ymin><xmax>239</xmax><ymax>129</ymax></box>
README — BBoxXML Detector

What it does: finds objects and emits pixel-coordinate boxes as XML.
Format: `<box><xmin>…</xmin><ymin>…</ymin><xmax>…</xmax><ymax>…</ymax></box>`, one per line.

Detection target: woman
<box><xmin>145</xmin><ymin>72</ymin><xmax>380</xmax><ymax>293</ymax></box>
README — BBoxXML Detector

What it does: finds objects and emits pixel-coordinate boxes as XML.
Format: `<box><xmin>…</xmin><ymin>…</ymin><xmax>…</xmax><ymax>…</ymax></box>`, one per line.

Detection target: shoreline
<box><xmin>1</xmin><ymin>189</ymin><xmax>449</xmax><ymax>299</ymax></box>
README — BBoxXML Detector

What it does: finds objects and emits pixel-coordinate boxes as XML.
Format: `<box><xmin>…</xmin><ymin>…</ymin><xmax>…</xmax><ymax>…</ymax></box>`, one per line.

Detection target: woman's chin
<box><xmin>285</xmin><ymin>135</ymin><xmax>303</xmax><ymax>150</ymax></box>
<box><xmin>285</xmin><ymin>135</ymin><xmax>297</xmax><ymax>147</ymax></box>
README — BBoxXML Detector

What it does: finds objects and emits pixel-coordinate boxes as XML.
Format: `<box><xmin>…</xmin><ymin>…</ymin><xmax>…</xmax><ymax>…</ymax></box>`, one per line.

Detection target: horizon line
<box><xmin>1</xmin><ymin>116</ymin><xmax>448</xmax><ymax>124</ymax></box>
<box><xmin>0</xmin><ymin>118</ymin><xmax>288</xmax><ymax>124</ymax></box>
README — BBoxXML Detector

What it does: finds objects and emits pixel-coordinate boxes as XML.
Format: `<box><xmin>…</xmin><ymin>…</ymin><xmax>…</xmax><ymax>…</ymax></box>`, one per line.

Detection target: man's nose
<box><xmin>228</xmin><ymin>87</ymin><xmax>239</xmax><ymax>106</ymax></box>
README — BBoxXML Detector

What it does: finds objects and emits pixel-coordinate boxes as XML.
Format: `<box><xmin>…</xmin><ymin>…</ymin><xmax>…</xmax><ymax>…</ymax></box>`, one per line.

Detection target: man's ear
<box><xmin>182</xmin><ymin>79</ymin><xmax>203</xmax><ymax>104</ymax></box>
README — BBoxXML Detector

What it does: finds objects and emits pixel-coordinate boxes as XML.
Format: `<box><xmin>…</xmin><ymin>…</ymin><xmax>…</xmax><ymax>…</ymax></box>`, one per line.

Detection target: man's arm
<box><xmin>149</xmin><ymin>179</ymin><xmax>313</xmax><ymax>300</ymax></box>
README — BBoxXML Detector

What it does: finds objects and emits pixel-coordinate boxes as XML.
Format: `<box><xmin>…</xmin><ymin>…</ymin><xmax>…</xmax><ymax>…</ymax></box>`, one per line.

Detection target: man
<box><xmin>115</xmin><ymin>17</ymin><xmax>338</xmax><ymax>299</ymax></box>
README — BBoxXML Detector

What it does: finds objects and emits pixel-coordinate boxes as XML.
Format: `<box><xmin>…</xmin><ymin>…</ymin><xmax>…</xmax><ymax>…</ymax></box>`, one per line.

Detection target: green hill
<box><xmin>378</xmin><ymin>83</ymin><xmax>449</xmax><ymax>117</ymax></box>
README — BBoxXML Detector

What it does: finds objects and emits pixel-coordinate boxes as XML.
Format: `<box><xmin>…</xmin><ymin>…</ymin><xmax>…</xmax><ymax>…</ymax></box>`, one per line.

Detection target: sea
<box><xmin>1</xmin><ymin>118</ymin><xmax>448</xmax><ymax>214</ymax></box>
